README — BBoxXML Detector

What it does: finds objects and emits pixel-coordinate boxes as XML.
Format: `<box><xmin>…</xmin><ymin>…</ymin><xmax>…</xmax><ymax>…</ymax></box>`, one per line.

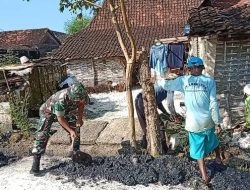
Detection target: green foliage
<box><xmin>159</xmin><ymin>113</ymin><xmax>189</xmax><ymax>153</ymax></box>
<box><xmin>23</xmin><ymin>0</ymin><xmax>102</xmax><ymax>17</ymax></box>
<box><xmin>59</xmin><ymin>0</ymin><xmax>102</xmax><ymax>16</ymax></box>
<box><xmin>8</xmin><ymin>87</ymin><xmax>32</xmax><ymax>136</ymax></box>
<box><xmin>64</xmin><ymin>17</ymin><xmax>91</xmax><ymax>34</ymax></box>
<box><xmin>0</xmin><ymin>53</ymin><xmax>20</xmax><ymax>67</ymax></box>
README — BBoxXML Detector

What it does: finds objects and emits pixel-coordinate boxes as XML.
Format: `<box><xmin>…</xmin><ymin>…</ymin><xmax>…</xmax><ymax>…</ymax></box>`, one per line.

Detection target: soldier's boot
<box><xmin>30</xmin><ymin>154</ymin><xmax>41</xmax><ymax>174</ymax></box>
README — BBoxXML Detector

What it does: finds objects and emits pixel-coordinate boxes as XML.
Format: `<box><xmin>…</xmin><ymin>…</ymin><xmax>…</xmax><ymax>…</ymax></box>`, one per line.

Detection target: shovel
<box><xmin>72</xmin><ymin>150</ymin><xmax>92</xmax><ymax>165</ymax></box>
<box><xmin>70</xmin><ymin>133</ymin><xmax>92</xmax><ymax>164</ymax></box>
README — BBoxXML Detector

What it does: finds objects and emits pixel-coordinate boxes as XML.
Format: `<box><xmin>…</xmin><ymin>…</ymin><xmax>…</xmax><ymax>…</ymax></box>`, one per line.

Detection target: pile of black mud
<box><xmin>0</xmin><ymin>152</ymin><xmax>19</xmax><ymax>167</ymax></box>
<box><xmin>49</xmin><ymin>154</ymin><xmax>250</xmax><ymax>189</ymax></box>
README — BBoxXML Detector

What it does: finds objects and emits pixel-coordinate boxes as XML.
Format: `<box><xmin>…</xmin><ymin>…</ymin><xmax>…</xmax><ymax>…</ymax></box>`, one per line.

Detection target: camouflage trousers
<box><xmin>32</xmin><ymin>112</ymin><xmax>80</xmax><ymax>155</ymax></box>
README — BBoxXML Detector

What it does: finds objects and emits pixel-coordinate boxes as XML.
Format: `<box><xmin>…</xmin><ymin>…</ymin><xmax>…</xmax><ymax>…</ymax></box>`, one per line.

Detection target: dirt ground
<box><xmin>0</xmin><ymin>88</ymin><xmax>250</xmax><ymax>189</ymax></box>
<box><xmin>0</xmin><ymin>131</ymin><xmax>34</xmax><ymax>158</ymax></box>
<box><xmin>1</xmin><ymin>128</ymin><xmax>250</xmax><ymax>190</ymax></box>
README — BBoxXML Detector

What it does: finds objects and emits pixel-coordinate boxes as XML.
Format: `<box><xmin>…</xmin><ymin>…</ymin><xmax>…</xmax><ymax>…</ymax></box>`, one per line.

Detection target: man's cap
<box><xmin>243</xmin><ymin>84</ymin><xmax>250</xmax><ymax>96</ymax></box>
<box><xmin>187</xmin><ymin>57</ymin><xmax>204</xmax><ymax>68</ymax></box>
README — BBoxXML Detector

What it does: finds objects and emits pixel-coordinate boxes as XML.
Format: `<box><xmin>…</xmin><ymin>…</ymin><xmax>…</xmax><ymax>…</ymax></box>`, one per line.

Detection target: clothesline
<box><xmin>154</xmin><ymin>36</ymin><xmax>189</xmax><ymax>44</ymax></box>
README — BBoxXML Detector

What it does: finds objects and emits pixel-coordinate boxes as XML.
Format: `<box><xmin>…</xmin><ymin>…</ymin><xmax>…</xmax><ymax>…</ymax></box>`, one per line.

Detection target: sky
<box><xmin>0</xmin><ymin>0</ymin><xmax>77</xmax><ymax>33</ymax></box>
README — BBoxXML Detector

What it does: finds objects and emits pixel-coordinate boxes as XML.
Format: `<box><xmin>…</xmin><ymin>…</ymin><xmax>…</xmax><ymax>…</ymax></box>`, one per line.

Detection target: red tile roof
<box><xmin>188</xmin><ymin>0</ymin><xmax>250</xmax><ymax>35</ymax></box>
<box><xmin>0</xmin><ymin>28</ymin><xmax>63</xmax><ymax>50</ymax></box>
<box><xmin>53</xmin><ymin>0</ymin><xmax>203</xmax><ymax>60</ymax></box>
<box><xmin>213</xmin><ymin>0</ymin><xmax>250</xmax><ymax>9</ymax></box>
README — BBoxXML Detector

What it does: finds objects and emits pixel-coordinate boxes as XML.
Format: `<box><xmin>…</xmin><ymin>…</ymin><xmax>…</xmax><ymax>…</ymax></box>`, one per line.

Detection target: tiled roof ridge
<box><xmin>0</xmin><ymin>28</ymin><xmax>50</xmax><ymax>34</ymax></box>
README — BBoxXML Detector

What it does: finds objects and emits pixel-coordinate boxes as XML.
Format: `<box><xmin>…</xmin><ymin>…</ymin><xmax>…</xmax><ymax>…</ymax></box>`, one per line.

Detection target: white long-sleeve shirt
<box><xmin>158</xmin><ymin>75</ymin><xmax>221</xmax><ymax>132</ymax></box>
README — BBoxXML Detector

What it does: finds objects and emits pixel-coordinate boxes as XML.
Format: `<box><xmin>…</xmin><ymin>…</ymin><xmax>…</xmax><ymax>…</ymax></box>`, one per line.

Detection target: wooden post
<box><xmin>2</xmin><ymin>70</ymin><xmax>10</xmax><ymax>91</ymax></box>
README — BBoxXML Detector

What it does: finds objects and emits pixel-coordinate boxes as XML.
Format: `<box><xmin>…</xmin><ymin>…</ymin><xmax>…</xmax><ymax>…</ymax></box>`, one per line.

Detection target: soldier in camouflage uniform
<box><xmin>30</xmin><ymin>83</ymin><xmax>89</xmax><ymax>174</ymax></box>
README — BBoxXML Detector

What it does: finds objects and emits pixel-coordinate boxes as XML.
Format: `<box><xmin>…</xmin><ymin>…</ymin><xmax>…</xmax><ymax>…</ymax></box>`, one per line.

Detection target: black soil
<box><xmin>0</xmin><ymin>152</ymin><xmax>18</xmax><ymax>167</ymax></box>
<box><xmin>49</xmin><ymin>154</ymin><xmax>250</xmax><ymax>189</ymax></box>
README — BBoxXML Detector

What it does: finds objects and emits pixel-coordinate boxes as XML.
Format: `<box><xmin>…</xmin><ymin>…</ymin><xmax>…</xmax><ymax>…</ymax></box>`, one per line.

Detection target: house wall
<box><xmin>67</xmin><ymin>58</ymin><xmax>126</xmax><ymax>87</ymax></box>
<box><xmin>214</xmin><ymin>35</ymin><xmax>250</xmax><ymax>127</ymax></box>
<box><xmin>191</xmin><ymin>35</ymin><xmax>250</xmax><ymax>127</ymax></box>
<box><xmin>189</xmin><ymin>36</ymin><xmax>217</xmax><ymax>76</ymax></box>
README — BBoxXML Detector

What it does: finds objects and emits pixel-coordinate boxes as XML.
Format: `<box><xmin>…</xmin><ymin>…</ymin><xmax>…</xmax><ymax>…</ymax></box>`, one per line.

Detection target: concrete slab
<box><xmin>96</xmin><ymin>118</ymin><xmax>143</xmax><ymax>145</ymax></box>
<box><xmin>0</xmin><ymin>102</ymin><xmax>10</xmax><ymax>114</ymax></box>
<box><xmin>0</xmin><ymin>102</ymin><xmax>12</xmax><ymax>133</ymax></box>
<box><xmin>49</xmin><ymin>120</ymin><xmax>108</xmax><ymax>145</ymax></box>
<box><xmin>81</xmin><ymin>120</ymin><xmax>108</xmax><ymax>144</ymax></box>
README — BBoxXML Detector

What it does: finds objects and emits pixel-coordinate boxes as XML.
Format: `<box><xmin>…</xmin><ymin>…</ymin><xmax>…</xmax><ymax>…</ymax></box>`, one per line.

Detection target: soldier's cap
<box><xmin>68</xmin><ymin>83</ymin><xmax>88</xmax><ymax>101</ymax></box>
<box><xmin>187</xmin><ymin>57</ymin><xmax>204</xmax><ymax>68</ymax></box>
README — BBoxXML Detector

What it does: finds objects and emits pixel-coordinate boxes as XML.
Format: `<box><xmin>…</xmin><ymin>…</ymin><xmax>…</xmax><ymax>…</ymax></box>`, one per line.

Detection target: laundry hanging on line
<box><xmin>167</xmin><ymin>43</ymin><xmax>185</xmax><ymax>69</ymax></box>
<box><xmin>149</xmin><ymin>43</ymin><xmax>168</xmax><ymax>74</ymax></box>
<box><xmin>149</xmin><ymin>42</ymin><xmax>185</xmax><ymax>74</ymax></box>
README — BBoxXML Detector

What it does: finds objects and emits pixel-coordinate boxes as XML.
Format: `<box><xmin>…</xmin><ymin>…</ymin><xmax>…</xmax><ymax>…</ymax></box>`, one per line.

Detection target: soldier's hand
<box><xmin>76</xmin><ymin>119</ymin><xmax>83</xmax><ymax>127</ymax></box>
<box><xmin>70</xmin><ymin>130</ymin><xmax>77</xmax><ymax>140</ymax></box>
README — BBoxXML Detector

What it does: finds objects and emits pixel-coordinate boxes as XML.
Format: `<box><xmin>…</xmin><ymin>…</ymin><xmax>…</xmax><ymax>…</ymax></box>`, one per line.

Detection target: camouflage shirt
<box><xmin>40</xmin><ymin>87</ymin><xmax>88</xmax><ymax>117</ymax></box>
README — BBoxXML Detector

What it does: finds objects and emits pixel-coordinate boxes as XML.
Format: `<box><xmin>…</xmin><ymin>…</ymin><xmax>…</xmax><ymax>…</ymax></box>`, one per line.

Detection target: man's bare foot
<box><xmin>202</xmin><ymin>176</ymin><xmax>211</xmax><ymax>185</ymax></box>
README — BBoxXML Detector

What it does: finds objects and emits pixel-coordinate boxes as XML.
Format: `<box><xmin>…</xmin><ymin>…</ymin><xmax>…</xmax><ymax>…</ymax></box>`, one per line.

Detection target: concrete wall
<box><xmin>67</xmin><ymin>58</ymin><xmax>126</xmax><ymax>87</ymax></box>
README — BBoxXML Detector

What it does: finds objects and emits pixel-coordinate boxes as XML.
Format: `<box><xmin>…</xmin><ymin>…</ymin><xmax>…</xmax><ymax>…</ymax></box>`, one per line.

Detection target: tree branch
<box><xmin>119</xmin><ymin>0</ymin><xmax>136</xmax><ymax>64</ymax></box>
<box><xmin>83</xmin><ymin>0</ymin><xmax>102</xmax><ymax>8</ymax></box>
<box><xmin>108</xmin><ymin>0</ymin><xmax>129</xmax><ymax>62</ymax></box>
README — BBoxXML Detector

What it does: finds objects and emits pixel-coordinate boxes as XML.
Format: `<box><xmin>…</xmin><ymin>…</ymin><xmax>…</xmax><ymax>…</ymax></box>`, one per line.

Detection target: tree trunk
<box><xmin>108</xmin><ymin>0</ymin><xmax>137</xmax><ymax>149</ymax></box>
<box><xmin>138</xmin><ymin>50</ymin><xmax>163</xmax><ymax>157</ymax></box>
<box><xmin>126</xmin><ymin>62</ymin><xmax>137</xmax><ymax>148</ymax></box>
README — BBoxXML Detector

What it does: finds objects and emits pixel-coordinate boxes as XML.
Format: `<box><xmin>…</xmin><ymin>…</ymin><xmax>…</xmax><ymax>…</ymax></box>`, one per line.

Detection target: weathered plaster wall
<box><xmin>67</xmin><ymin>58</ymin><xmax>125</xmax><ymax>87</ymax></box>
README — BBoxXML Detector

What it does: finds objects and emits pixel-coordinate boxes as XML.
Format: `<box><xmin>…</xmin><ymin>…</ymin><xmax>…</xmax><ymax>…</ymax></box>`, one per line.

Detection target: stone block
<box><xmin>96</xmin><ymin>118</ymin><xmax>143</xmax><ymax>145</ymax></box>
<box><xmin>0</xmin><ymin>102</ymin><xmax>10</xmax><ymax>114</ymax></box>
<box><xmin>81</xmin><ymin>120</ymin><xmax>108</xmax><ymax>144</ymax></box>
<box><xmin>0</xmin><ymin>102</ymin><xmax>12</xmax><ymax>133</ymax></box>
<box><xmin>49</xmin><ymin>120</ymin><xmax>108</xmax><ymax>145</ymax></box>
